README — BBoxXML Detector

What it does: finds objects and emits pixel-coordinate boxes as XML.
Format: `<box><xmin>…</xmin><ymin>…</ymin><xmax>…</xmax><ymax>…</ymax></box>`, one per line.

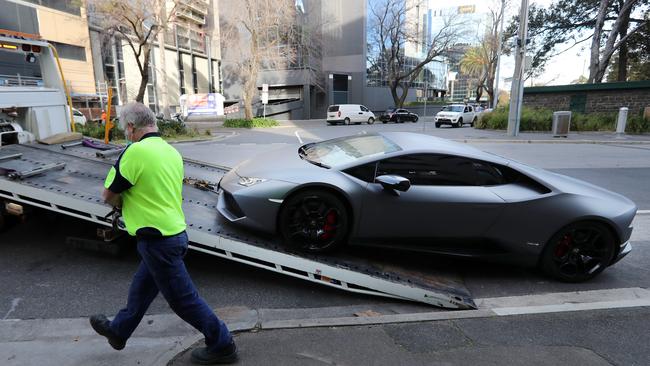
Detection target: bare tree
<box><xmin>88</xmin><ymin>0</ymin><xmax>180</xmax><ymax>103</ymax></box>
<box><xmin>367</xmin><ymin>0</ymin><xmax>467</xmax><ymax>108</ymax></box>
<box><xmin>220</xmin><ymin>0</ymin><xmax>301</xmax><ymax>120</ymax></box>
<box><xmin>588</xmin><ymin>0</ymin><xmax>649</xmax><ymax>83</ymax></box>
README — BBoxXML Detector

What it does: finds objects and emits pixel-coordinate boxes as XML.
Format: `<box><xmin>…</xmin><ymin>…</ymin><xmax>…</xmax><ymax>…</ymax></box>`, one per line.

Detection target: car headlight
<box><xmin>238</xmin><ymin>176</ymin><xmax>268</xmax><ymax>187</ymax></box>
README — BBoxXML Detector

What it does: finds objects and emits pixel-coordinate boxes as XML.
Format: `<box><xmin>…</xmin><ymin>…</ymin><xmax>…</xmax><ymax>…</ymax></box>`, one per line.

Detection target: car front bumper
<box><xmin>611</xmin><ymin>241</ymin><xmax>632</xmax><ymax>265</ymax></box>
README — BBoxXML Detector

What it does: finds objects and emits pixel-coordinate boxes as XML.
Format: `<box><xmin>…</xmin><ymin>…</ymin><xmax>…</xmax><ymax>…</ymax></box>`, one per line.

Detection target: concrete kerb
<box><xmin>453</xmin><ymin>138</ymin><xmax>650</xmax><ymax>145</ymax></box>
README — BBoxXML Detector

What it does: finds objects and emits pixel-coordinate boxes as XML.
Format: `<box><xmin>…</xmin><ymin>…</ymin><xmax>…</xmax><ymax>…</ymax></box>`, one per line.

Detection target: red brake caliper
<box><xmin>320</xmin><ymin>211</ymin><xmax>337</xmax><ymax>240</ymax></box>
<box><xmin>555</xmin><ymin>234</ymin><xmax>572</xmax><ymax>258</ymax></box>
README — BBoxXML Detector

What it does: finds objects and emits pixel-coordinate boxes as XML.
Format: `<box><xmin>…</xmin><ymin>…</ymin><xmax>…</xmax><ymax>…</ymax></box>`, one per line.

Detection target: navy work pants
<box><xmin>110</xmin><ymin>231</ymin><xmax>232</xmax><ymax>351</ymax></box>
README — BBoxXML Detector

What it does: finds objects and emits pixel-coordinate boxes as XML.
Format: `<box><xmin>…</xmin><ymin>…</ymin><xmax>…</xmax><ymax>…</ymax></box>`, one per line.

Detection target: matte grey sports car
<box><xmin>217</xmin><ymin>132</ymin><xmax>636</xmax><ymax>282</ymax></box>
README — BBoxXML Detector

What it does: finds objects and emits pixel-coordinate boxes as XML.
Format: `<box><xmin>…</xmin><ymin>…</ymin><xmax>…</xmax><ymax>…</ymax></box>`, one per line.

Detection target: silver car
<box><xmin>217</xmin><ymin>132</ymin><xmax>635</xmax><ymax>282</ymax></box>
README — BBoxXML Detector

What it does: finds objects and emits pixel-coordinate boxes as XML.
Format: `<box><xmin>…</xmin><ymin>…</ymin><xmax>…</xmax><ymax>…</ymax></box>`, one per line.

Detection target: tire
<box><xmin>412</xmin><ymin>116</ymin><xmax>418</xmax><ymax>123</ymax></box>
<box><xmin>540</xmin><ymin>221</ymin><xmax>617</xmax><ymax>282</ymax></box>
<box><xmin>367</xmin><ymin>117</ymin><xmax>375</xmax><ymax>125</ymax></box>
<box><xmin>382</xmin><ymin>121</ymin><xmax>388</xmax><ymax>124</ymax></box>
<box><xmin>344</xmin><ymin>117</ymin><xmax>350</xmax><ymax>125</ymax></box>
<box><xmin>455</xmin><ymin>118</ymin><xmax>463</xmax><ymax>128</ymax></box>
<box><xmin>471</xmin><ymin>117</ymin><xmax>477</xmax><ymax>127</ymax></box>
<box><xmin>279</xmin><ymin>190</ymin><xmax>349</xmax><ymax>253</ymax></box>
<box><xmin>435</xmin><ymin>122</ymin><xmax>441</xmax><ymax>128</ymax></box>
<box><xmin>396</xmin><ymin>117</ymin><xmax>402</xmax><ymax>123</ymax></box>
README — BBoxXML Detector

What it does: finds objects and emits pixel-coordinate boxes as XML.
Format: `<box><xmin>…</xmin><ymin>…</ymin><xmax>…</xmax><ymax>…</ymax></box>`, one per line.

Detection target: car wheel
<box><xmin>279</xmin><ymin>190</ymin><xmax>349</xmax><ymax>253</ymax></box>
<box><xmin>367</xmin><ymin>117</ymin><xmax>375</xmax><ymax>124</ymax></box>
<box><xmin>540</xmin><ymin>221</ymin><xmax>617</xmax><ymax>282</ymax></box>
<box><xmin>435</xmin><ymin>122</ymin><xmax>441</xmax><ymax>128</ymax></box>
<box><xmin>344</xmin><ymin>117</ymin><xmax>351</xmax><ymax>125</ymax></box>
<box><xmin>412</xmin><ymin>116</ymin><xmax>418</xmax><ymax>123</ymax></box>
<box><xmin>455</xmin><ymin>118</ymin><xmax>463</xmax><ymax>128</ymax></box>
<box><xmin>396</xmin><ymin>117</ymin><xmax>401</xmax><ymax>123</ymax></box>
<box><xmin>471</xmin><ymin>117</ymin><xmax>477</xmax><ymax>127</ymax></box>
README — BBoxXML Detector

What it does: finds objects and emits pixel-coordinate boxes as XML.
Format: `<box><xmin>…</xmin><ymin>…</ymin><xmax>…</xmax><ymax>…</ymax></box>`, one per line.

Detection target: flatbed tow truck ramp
<box><xmin>0</xmin><ymin>141</ymin><xmax>476</xmax><ymax>310</ymax></box>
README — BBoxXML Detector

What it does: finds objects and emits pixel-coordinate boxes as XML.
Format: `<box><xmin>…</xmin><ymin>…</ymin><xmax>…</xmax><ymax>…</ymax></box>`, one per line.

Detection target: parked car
<box><xmin>379</xmin><ymin>108</ymin><xmax>419</xmax><ymax>123</ymax></box>
<box><xmin>72</xmin><ymin>108</ymin><xmax>87</xmax><ymax>125</ymax></box>
<box><xmin>434</xmin><ymin>104</ymin><xmax>477</xmax><ymax>128</ymax></box>
<box><xmin>217</xmin><ymin>132</ymin><xmax>635</xmax><ymax>282</ymax></box>
<box><xmin>327</xmin><ymin>104</ymin><xmax>376</xmax><ymax>125</ymax></box>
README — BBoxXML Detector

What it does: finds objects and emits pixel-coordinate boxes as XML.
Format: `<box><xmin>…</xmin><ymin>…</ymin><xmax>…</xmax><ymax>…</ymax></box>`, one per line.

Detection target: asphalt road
<box><xmin>2</xmin><ymin>123</ymin><xmax>650</xmax><ymax>320</ymax></box>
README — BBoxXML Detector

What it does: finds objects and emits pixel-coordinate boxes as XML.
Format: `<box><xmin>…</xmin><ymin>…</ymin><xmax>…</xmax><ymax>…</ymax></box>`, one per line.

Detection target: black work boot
<box><xmin>190</xmin><ymin>341</ymin><xmax>238</xmax><ymax>364</ymax></box>
<box><xmin>89</xmin><ymin>314</ymin><xmax>126</xmax><ymax>350</ymax></box>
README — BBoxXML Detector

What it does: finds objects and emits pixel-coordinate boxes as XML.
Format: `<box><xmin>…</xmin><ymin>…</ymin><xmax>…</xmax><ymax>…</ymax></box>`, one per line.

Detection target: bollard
<box><xmin>616</xmin><ymin>107</ymin><xmax>628</xmax><ymax>135</ymax></box>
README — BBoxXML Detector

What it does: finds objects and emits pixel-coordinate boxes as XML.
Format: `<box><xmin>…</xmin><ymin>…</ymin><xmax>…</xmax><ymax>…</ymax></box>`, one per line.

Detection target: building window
<box><xmin>50</xmin><ymin>41</ymin><xmax>86</xmax><ymax>61</ymax></box>
<box><xmin>23</xmin><ymin>0</ymin><xmax>81</xmax><ymax>16</ymax></box>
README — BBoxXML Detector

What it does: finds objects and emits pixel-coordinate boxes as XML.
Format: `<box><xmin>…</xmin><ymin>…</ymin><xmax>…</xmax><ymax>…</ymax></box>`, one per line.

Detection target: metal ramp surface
<box><xmin>0</xmin><ymin>142</ymin><xmax>476</xmax><ymax>309</ymax></box>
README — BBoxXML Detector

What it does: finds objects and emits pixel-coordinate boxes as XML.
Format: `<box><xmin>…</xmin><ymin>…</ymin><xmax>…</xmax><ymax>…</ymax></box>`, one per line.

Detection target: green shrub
<box><xmin>476</xmin><ymin>107</ymin><xmax>650</xmax><ymax>134</ymax></box>
<box><xmin>627</xmin><ymin>114</ymin><xmax>650</xmax><ymax>134</ymax></box>
<box><xmin>76</xmin><ymin>122</ymin><xmax>125</xmax><ymax>140</ymax></box>
<box><xmin>157</xmin><ymin>119</ymin><xmax>196</xmax><ymax>138</ymax></box>
<box><xmin>223</xmin><ymin>117</ymin><xmax>279</xmax><ymax>128</ymax></box>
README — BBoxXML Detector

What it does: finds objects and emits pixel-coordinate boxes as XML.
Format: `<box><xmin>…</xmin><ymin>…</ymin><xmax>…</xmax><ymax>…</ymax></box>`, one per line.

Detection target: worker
<box><xmin>101</xmin><ymin>109</ymin><xmax>107</xmax><ymax>124</ymax></box>
<box><xmin>90</xmin><ymin>102</ymin><xmax>237</xmax><ymax>364</ymax></box>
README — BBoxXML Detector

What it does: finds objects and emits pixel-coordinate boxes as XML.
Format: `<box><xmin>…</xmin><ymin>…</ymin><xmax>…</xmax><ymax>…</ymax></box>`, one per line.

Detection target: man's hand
<box><xmin>102</xmin><ymin>188</ymin><xmax>122</xmax><ymax>208</ymax></box>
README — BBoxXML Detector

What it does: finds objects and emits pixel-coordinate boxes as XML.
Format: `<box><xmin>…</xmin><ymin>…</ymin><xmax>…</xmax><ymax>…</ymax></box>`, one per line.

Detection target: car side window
<box><xmin>360</xmin><ymin>106</ymin><xmax>369</xmax><ymax>112</ymax></box>
<box><xmin>376</xmin><ymin>154</ymin><xmax>477</xmax><ymax>186</ymax></box>
<box><xmin>343</xmin><ymin>162</ymin><xmax>377</xmax><ymax>183</ymax></box>
<box><xmin>472</xmin><ymin>160</ymin><xmax>505</xmax><ymax>186</ymax></box>
<box><xmin>398</xmin><ymin>109</ymin><xmax>406</xmax><ymax>113</ymax></box>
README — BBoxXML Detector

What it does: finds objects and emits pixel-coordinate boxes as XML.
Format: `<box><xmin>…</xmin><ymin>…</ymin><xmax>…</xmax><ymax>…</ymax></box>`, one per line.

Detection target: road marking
<box><xmin>295</xmin><ymin>131</ymin><xmax>303</xmax><ymax>144</ymax></box>
<box><xmin>637</xmin><ymin>210</ymin><xmax>650</xmax><ymax>215</ymax></box>
<box><xmin>3</xmin><ymin>298</ymin><xmax>21</xmax><ymax>320</ymax></box>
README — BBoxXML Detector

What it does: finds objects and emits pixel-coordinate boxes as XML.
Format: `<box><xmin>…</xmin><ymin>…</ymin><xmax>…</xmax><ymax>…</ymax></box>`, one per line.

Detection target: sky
<box><xmin>426</xmin><ymin>0</ymin><xmax>591</xmax><ymax>88</ymax></box>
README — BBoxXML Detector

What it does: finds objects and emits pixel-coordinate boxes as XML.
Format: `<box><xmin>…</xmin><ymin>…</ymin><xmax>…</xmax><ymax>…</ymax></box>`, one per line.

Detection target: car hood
<box><xmin>437</xmin><ymin>111</ymin><xmax>461</xmax><ymax>116</ymax></box>
<box><xmin>232</xmin><ymin>144</ymin><xmax>328</xmax><ymax>183</ymax></box>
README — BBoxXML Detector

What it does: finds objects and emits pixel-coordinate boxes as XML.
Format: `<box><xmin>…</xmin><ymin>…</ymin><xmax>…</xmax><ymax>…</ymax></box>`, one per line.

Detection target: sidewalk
<box><xmin>3</xmin><ymin>288</ymin><xmax>650</xmax><ymax>366</ymax></box>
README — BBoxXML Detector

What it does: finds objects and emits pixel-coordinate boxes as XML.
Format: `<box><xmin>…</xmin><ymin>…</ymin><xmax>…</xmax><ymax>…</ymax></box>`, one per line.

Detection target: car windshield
<box><xmin>442</xmin><ymin>105</ymin><xmax>464</xmax><ymax>112</ymax></box>
<box><xmin>298</xmin><ymin>134</ymin><xmax>402</xmax><ymax>168</ymax></box>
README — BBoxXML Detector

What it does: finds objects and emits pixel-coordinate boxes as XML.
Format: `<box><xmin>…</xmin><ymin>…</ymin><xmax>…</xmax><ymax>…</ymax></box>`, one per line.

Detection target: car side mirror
<box><xmin>375</xmin><ymin>175</ymin><xmax>411</xmax><ymax>196</ymax></box>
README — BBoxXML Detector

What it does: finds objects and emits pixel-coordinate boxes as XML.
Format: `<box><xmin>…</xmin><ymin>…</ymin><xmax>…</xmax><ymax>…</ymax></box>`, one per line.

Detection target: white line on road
<box><xmin>2</xmin><ymin>298</ymin><xmax>21</xmax><ymax>320</ymax></box>
<box><xmin>295</xmin><ymin>131</ymin><xmax>303</xmax><ymax>144</ymax></box>
<box><xmin>637</xmin><ymin>210</ymin><xmax>650</xmax><ymax>215</ymax></box>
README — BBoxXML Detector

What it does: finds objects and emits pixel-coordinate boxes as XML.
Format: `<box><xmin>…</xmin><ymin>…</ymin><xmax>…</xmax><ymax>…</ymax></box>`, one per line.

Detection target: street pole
<box><xmin>507</xmin><ymin>0</ymin><xmax>529</xmax><ymax>136</ymax></box>
<box><xmin>493</xmin><ymin>0</ymin><xmax>505</xmax><ymax>110</ymax></box>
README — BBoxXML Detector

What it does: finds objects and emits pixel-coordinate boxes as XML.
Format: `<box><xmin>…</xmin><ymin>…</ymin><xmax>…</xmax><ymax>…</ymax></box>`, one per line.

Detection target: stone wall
<box><xmin>523</xmin><ymin>82</ymin><xmax>650</xmax><ymax>115</ymax></box>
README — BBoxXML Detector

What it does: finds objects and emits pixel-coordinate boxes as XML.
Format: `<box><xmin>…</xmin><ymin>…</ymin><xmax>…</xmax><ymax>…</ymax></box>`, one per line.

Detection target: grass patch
<box><xmin>223</xmin><ymin>117</ymin><xmax>279</xmax><ymax>128</ymax></box>
<box><xmin>476</xmin><ymin>107</ymin><xmax>650</xmax><ymax>134</ymax></box>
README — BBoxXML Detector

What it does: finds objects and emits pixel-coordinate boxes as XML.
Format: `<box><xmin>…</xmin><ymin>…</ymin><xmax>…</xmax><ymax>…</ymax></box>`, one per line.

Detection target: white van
<box><xmin>327</xmin><ymin>104</ymin><xmax>376</xmax><ymax>125</ymax></box>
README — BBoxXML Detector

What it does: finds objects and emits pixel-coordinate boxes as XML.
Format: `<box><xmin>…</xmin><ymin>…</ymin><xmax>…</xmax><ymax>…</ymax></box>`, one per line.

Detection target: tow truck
<box><xmin>0</xmin><ymin>30</ymin><xmax>476</xmax><ymax>310</ymax></box>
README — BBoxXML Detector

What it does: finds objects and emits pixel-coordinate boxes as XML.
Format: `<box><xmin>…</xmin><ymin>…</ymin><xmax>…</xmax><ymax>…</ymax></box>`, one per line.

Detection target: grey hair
<box><xmin>119</xmin><ymin>102</ymin><xmax>157</xmax><ymax>130</ymax></box>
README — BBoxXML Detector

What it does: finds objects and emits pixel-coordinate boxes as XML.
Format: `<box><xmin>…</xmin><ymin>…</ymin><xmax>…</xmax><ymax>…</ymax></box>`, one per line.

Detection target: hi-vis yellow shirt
<box><xmin>104</xmin><ymin>133</ymin><xmax>186</xmax><ymax>237</ymax></box>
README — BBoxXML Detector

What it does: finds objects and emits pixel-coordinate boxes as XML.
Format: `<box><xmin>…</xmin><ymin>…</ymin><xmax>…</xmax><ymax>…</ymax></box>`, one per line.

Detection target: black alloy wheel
<box><xmin>541</xmin><ymin>221</ymin><xmax>617</xmax><ymax>282</ymax></box>
<box><xmin>455</xmin><ymin>118</ymin><xmax>463</xmax><ymax>128</ymax></box>
<box><xmin>279</xmin><ymin>190</ymin><xmax>349</xmax><ymax>253</ymax></box>
<box><xmin>412</xmin><ymin>116</ymin><xmax>418</xmax><ymax>122</ymax></box>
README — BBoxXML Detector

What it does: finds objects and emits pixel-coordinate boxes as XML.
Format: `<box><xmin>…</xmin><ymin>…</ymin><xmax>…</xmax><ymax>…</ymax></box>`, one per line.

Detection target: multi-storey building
<box><xmin>0</xmin><ymin>0</ymin><xmax>96</xmax><ymax>95</ymax></box>
<box><xmin>87</xmin><ymin>0</ymin><xmax>221</xmax><ymax>113</ymax></box>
